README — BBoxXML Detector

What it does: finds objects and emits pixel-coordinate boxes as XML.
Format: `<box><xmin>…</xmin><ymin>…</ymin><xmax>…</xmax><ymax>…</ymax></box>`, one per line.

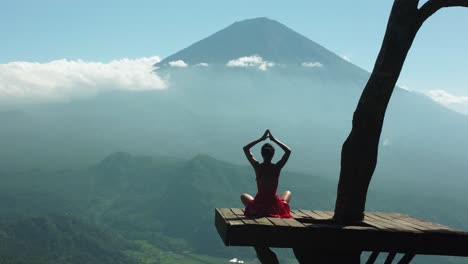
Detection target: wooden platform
<box><xmin>215</xmin><ymin>208</ymin><xmax>468</xmax><ymax>257</ymax></box>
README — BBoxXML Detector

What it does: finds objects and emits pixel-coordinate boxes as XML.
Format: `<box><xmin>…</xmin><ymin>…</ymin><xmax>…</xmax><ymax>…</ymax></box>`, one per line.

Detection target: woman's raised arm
<box><xmin>269</xmin><ymin>131</ymin><xmax>291</xmax><ymax>169</ymax></box>
<box><xmin>243</xmin><ymin>129</ymin><xmax>269</xmax><ymax>168</ymax></box>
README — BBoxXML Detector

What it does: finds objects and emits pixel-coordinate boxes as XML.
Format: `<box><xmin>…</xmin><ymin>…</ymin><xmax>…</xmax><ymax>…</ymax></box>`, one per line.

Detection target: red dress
<box><xmin>244</xmin><ymin>163</ymin><xmax>292</xmax><ymax>218</ymax></box>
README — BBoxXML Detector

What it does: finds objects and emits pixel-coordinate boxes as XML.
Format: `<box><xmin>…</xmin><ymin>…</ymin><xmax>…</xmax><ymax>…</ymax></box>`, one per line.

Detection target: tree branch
<box><xmin>418</xmin><ymin>0</ymin><xmax>468</xmax><ymax>24</ymax></box>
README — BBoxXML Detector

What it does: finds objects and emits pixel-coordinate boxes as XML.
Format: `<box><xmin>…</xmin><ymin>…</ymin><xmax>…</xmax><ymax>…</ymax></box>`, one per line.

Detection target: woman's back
<box><xmin>255</xmin><ymin>163</ymin><xmax>281</xmax><ymax>198</ymax></box>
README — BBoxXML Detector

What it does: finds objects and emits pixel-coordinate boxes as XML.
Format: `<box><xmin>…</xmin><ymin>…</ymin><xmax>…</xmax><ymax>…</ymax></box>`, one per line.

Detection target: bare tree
<box><xmin>334</xmin><ymin>0</ymin><xmax>468</xmax><ymax>224</ymax></box>
<box><xmin>295</xmin><ymin>0</ymin><xmax>467</xmax><ymax>263</ymax></box>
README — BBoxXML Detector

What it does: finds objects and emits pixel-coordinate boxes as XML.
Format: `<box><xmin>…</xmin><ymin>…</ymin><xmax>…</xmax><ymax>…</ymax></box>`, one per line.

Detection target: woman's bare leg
<box><xmin>280</xmin><ymin>190</ymin><xmax>292</xmax><ymax>203</ymax></box>
<box><xmin>240</xmin><ymin>193</ymin><xmax>254</xmax><ymax>207</ymax></box>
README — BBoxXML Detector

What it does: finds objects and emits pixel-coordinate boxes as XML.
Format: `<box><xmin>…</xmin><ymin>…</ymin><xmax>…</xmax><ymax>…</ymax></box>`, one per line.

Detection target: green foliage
<box><xmin>1</xmin><ymin>152</ymin><xmax>467</xmax><ymax>263</ymax></box>
<box><xmin>125</xmin><ymin>240</ymin><xmax>226</xmax><ymax>264</ymax></box>
<box><xmin>0</xmin><ymin>215</ymin><xmax>136</xmax><ymax>264</ymax></box>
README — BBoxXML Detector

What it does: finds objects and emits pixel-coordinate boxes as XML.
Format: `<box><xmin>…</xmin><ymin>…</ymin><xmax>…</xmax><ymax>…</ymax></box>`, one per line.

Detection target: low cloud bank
<box><xmin>0</xmin><ymin>56</ymin><xmax>166</xmax><ymax>103</ymax></box>
<box><xmin>428</xmin><ymin>90</ymin><xmax>468</xmax><ymax>105</ymax></box>
<box><xmin>427</xmin><ymin>89</ymin><xmax>468</xmax><ymax>115</ymax></box>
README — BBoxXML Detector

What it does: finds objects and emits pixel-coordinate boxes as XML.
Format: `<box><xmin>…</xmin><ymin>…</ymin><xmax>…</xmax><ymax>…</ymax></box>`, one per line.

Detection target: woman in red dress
<box><xmin>241</xmin><ymin>129</ymin><xmax>292</xmax><ymax>218</ymax></box>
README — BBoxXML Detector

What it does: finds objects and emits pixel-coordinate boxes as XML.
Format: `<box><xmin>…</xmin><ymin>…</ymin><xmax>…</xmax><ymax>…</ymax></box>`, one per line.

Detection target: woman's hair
<box><xmin>261</xmin><ymin>143</ymin><xmax>275</xmax><ymax>159</ymax></box>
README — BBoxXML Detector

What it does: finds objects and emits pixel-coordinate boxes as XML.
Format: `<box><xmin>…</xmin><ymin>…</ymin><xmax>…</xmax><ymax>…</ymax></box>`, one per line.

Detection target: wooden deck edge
<box><xmin>214</xmin><ymin>208</ymin><xmax>468</xmax><ymax>257</ymax></box>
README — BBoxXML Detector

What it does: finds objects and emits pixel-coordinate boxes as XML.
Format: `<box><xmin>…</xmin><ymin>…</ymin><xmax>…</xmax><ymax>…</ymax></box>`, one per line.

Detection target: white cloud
<box><xmin>0</xmin><ymin>56</ymin><xmax>167</xmax><ymax>104</ymax></box>
<box><xmin>226</xmin><ymin>55</ymin><xmax>274</xmax><ymax>71</ymax></box>
<box><xmin>301</xmin><ymin>62</ymin><xmax>323</xmax><ymax>68</ymax></box>
<box><xmin>427</xmin><ymin>90</ymin><xmax>468</xmax><ymax>105</ymax></box>
<box><xmin>168</xmin><ymin>60</ymin><xmax>188</xmax><ymax>67</ymax></box>
<box><xmin>195</xmin><ymin>62</ymin><xmax>209</xmax><ymax>67</ymax></box>
<box><xmin>427</xmin><ymin>89</ymin><xmax>468</xmax><ymax>115</ymax></box>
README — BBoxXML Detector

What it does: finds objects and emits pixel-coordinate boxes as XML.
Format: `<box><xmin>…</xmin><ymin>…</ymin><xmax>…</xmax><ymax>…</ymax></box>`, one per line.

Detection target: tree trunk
<box><xmin>294</xmin><ymin>0</ymin><xmax>468</xmax><ymax>262</ymax></box>
<box><xmin>293</xmin><ymin>1</ymin><xmax>423</xmax><ymax>263</ymax></box>
<box><xmin>334</xmin><ymin>0</ymin><xmax>422</xmax><ymax>224</ymax></box>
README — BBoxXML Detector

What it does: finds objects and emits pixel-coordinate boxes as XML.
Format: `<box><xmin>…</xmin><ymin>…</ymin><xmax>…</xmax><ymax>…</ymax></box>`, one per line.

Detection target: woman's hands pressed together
<box><xmin>260</xmin><ymin>129</ymin><xmax>270</xmax><ymax>141</ymax></box>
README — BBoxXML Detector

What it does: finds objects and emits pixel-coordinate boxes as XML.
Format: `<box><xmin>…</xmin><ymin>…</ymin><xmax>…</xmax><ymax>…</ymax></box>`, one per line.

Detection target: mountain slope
<box><xmin>157</xmin><ymin>17</ymin><xmax>364</xmax><ymax>72</ymax></box>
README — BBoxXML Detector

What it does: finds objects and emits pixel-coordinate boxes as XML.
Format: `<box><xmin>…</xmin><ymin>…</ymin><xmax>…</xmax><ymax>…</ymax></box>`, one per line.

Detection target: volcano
<box><xmin>2</xmin><ymin>17</ymin><xmax>468</xmax><ymax>201</ymax></box>
<box><xmin>157</xmin><ymin>17</ymin><xmax>360</xmax><ymax>72</ymax></box>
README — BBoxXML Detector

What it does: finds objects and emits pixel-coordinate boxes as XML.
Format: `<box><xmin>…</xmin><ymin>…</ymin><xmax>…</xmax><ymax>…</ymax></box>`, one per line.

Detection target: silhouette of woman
<box><xmin>241</xmin><ymin>129</ymin><xmax>292</xmax><ymax>218</ymax></box>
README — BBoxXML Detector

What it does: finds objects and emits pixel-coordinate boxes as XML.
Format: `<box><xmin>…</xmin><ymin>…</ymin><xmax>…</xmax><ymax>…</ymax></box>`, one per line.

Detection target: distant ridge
<box><xmin>157</xmin><ymin>17</ymin><xmax>353</xmax><ymax>67</ymax></box>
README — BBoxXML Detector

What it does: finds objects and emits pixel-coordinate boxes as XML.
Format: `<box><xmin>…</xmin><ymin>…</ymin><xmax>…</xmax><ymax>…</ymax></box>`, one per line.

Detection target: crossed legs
<box><xmin>240</xmin><ymin>193</ymin><xmax>254</xmax><ymax>207</ymax></box>
<box><xmin>280</xmin><ymin>190</ymin><xmax>292</xmax><ymax>202</ymax></box>
<box><xmin>241</xmin><ymin>190</ymin><xmax>292</xmax><ymax>206</ymax></box>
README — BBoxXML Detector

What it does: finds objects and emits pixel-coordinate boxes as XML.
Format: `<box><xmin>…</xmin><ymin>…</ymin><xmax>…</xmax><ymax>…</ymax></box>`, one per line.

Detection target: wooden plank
<box><xmin>231</xmin><ymin>208</ymin><xmax>244</xmax><ymax>215</ymax></box>
<box><xmin>242</xmin><ymin>219</ymin><xmax>259</xmax><ymax>225</ymax></box>
<box><xmin>299</xmin><ymin>209</ymin><xmax>321</xmax><ymax>219</ymax></box>
<box><xmin>322</xmin><ymin>211</ymin><xmax>335</xmax><ymax>217</ymax></box>
<box><xmin>290</xmin><ymin>211</ymin><xmax>314</xmax><ymax>227</ymax></box>
<box><xmin>292</xmin><ymin>210</ymin><xmax>313</xmax><ymax>222</ymax></box>
<box><xmin>313</xmin><ymin>210</ymin><xmax>334</xmax><ymax>219</ymax></box>
<box><xmin>289</xmin><ymin>211</ymin><xmax>301</xmax><ymax>219</ymax></box>
<box><xmin>376</xmin><ymin>213</ymin><xmax>455</xmax><ymax>232</ymax></box>
<box><xmin>377</xmin><ymin>213</ymin><xmax>456</xmax><ymax>231</ymax></box>
<box><xmin>229</xmin><ymin>208</ymin><xmax>273</xmax><ymax>225</ymax></box>
<box><xmin>230</xmin><ymin>209</ymin><xmax>258</xmax><ymax>225</ymax></box>
<box><xmin>393</xmin><ymin>219</ymin><xmax>434</xmax><ymax>232</ymax></box>
<box><xmin>365</xmin><ymin>213</ymin><xmax>422</xmax><ymax>233</ymax></box>
<box><xmin>255</xmin><ymin>217</ymin><xmax>275</xmax><ymax>226</ymax></box>
<box><xmin>404</xmin><ymin>217</ymin><xmax>459</xmax><ymax>232</ymax></box>
<box><xmin>375</xmin><ymin>213</ymin><xmax>435</xmax><ymax>231</ymax></box>
<box><xmin>218</xmin><ymin>208</ymin><xmax>244</xmax><ymax>225</ymax></box>
<box><xmin>300</xmin><ymin>210</ymin><xmax>327</xmax><ymax>220</ymax></box>
<box><xmin>282</xmin><ymin>218</ymin><xmax>306</xmax><ymax>227</ymax></box>
<box><xmin>363</xmin><ymin>216</ymin><xmax>397</xmax><ymax>231</ymax></box>
<box><xmin>268</xmin><ymin>217</ymin><xmax>291</xmax><ymax>227</ymax></box>
<box><xmin>290</xmin><ymin>210</ymin><xmax>310</xmax><ymax>218</ymax></box>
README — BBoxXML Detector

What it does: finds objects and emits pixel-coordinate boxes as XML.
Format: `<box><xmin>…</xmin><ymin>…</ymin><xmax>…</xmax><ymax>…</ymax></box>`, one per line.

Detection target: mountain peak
<box><xmin>157</xmin><ymin>17</ymin><xmax>347</xmax><ymax>67</ymax></box>
<box><xmin>187</xmin><ymin>154</ymin><xmax>233</xmax><ymax>168</ymax></box>
<box><xmin>231</xmin><ymin>16</ymin><xmax>279</xmax><ymax>26</ymax></box>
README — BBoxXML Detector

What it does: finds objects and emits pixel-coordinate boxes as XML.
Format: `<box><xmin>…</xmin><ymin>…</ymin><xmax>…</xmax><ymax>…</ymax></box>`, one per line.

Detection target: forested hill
<box><xmin>0</xmin><ymin>214</ymin><xmax>135</xmax><ymax>264</ymax></box>
<box><xmin>1</xmin><ymin>152</ymin><xmax>467</xmax><ymax>263</ymax></box>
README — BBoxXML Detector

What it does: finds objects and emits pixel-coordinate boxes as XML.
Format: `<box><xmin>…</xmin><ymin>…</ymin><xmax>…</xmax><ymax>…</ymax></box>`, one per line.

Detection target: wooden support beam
<box><xmin>366</xmin><ymin>251</ymin><xmax>380</xmax><ymax>264</ymax></box>
<box><xmin>398</xmin><ymin>253</ymin><xmax>415</xmax><ymax>264</ymax></box>
<box><xmin>384</xmin><ymin>252</ymin><xmax>397</xmax><ymax>264</ymax></box>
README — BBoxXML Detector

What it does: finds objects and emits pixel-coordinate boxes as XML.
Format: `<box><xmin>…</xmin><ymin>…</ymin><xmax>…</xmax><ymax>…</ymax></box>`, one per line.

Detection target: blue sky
<box><xmin>1</xmin><ymin>0</ymin><xmax>467</xmax><ymax>107</ymax></box>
